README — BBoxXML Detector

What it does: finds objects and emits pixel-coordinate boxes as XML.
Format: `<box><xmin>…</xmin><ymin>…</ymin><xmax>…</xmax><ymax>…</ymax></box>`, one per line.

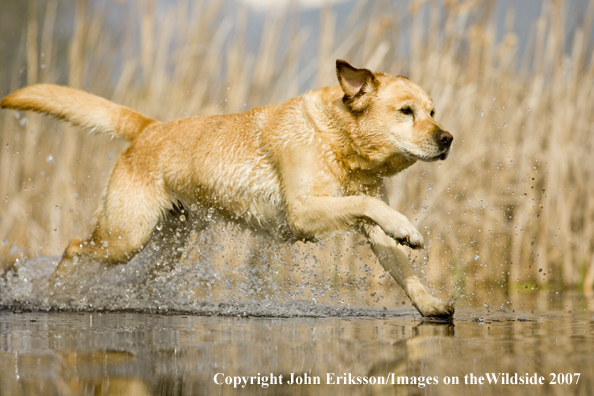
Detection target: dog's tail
<box><xmin>1</xmin><ymin>84</ymin><xmax>158</xmax><ymax>141</ymax></box>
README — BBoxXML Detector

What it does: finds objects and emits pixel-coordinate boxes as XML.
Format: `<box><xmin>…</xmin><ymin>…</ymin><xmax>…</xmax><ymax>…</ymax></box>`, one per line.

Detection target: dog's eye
<box><xmin>400</xmin><ymin>106</ymin><xmax>413</xmax><ymax>116</ymax></box>
<box><xmin>430</xmin><ymin>110</ymin><xmax>435</xmax><ymax>117</ymax></box>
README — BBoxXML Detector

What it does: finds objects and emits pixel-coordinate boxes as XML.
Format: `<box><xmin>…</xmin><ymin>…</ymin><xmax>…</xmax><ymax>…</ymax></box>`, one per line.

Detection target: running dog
<box><xmin>1</xmin><ymin>60</ymin><xmax>454</xmax><ymax>317</ymax></box>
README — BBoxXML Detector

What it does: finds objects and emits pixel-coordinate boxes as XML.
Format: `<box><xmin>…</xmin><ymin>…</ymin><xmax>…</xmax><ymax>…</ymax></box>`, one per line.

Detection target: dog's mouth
<box><xmin>403</xmin><ymin>148</ymin><xmax>450</xmax><ymax>162</ymax></box>
<box><xmin>439</xmin><ymin>150</ymin><xmax>450</xmax><ymax>160</ymax></box>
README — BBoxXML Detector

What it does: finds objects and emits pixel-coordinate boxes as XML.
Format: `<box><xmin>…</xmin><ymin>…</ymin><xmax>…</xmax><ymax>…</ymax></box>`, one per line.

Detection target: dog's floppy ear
<box><xmin>336</xmin><ymin>59</ymin><xmax>378</xmax><ymax>112</ymax></box>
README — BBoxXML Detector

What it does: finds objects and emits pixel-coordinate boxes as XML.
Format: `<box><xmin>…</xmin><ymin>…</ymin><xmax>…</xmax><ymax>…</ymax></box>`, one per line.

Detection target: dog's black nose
<box><xmin>436</xmin><ymin>130</ymin><xmax>453</xmax><ymax>149</ymax></box>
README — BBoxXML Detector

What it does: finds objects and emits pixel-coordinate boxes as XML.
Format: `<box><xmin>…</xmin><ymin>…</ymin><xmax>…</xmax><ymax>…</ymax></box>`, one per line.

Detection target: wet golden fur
<box><xmin>1</xmin><ymin>60</ymin><xmax>454</xmax><ymax>317</ymax></box>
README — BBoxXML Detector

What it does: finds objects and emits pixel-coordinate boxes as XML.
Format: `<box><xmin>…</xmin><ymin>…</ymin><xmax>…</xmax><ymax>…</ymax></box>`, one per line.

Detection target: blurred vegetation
<box><xmin>1</xmin><ymin>0</ymin><xmax>593</xmax><ymax>303</ymax></box>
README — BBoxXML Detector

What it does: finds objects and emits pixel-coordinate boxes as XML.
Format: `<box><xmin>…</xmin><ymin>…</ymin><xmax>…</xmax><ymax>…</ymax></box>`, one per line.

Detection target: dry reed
<box><xmin>1</xmin><ymin>0</ymin><xmax>593</xmax><ymax>302</ymax></box>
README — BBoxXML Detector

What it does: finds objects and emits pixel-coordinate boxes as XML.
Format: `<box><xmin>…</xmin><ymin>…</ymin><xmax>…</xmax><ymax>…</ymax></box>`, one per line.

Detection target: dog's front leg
<box><xmin>285</xmin><ymin>195</ymin><xmax>425</xmax><ymax>248</ymax></box>
<box><xmin>364</xmin><ymin>224</ymin><xmax>454</xmax><ymax>318</ymax></box>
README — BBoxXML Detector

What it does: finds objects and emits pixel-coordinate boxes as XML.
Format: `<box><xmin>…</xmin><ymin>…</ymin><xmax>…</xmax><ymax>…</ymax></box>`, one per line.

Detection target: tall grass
<box><xmin>1</xmin><ymin>0</ymin><xmax>593</xmax><ymax>301</ymax></box>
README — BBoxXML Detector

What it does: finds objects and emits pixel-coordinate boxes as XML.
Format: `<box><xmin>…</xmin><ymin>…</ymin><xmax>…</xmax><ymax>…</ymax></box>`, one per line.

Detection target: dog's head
<box><xmin>336</xmin><ymin>60</ymin><xmax>453</xmax><ymax>168</ymax></box>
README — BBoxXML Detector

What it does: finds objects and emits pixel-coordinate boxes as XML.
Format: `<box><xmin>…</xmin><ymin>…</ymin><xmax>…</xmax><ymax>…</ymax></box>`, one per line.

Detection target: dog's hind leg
<box><xmin>364</xmin><ymin>224</ymin><xmax>454</xmax><ymax>318</ymax></box>
<box><xmin>52</xmin><ymin>156</ymin><xmax>171</xmax><ymax>277</ymax></box>
<box><xmin>143</xmin><ymin>201</ymin><xmax>203</xmax><ymax>268</ymax></box>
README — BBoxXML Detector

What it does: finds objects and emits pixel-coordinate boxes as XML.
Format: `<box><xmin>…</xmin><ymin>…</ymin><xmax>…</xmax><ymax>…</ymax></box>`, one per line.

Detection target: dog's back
<box><xmin>141</xmin><ymin>107</ymin><xmax>291</xmax><ymax>233</ymax></box>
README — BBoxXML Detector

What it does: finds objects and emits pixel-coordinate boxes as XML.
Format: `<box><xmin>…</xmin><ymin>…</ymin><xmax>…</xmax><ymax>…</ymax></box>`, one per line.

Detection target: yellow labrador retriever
<box><xmin>1</xmin><ymin>60</ymin><xmax>454</xmax><ymax>317</ymax></box>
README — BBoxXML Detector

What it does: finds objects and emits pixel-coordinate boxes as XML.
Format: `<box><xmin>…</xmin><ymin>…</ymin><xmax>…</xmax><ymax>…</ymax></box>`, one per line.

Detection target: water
<box><xmin>1</xmin><ymin>300</ymin><xmax>593</xmax><ymax>396</ymax></box>
<box><xmin>0</xmin><ymin>223</ymin><xmax>426</xmax><ymax>314</ymax></box>
<box><xmin>0</xmin><ymin>229</ymin><xmax>593</xmax><ymax>395</ymax></box>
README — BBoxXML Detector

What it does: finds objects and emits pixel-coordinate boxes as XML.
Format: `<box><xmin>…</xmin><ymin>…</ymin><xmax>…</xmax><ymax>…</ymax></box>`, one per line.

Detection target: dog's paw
<box><xmin>413</xmin><ymin>297</ymin><xmax>455</xmax><ymax>319</ymax></box>
<box><xmin>406</xmin><ymin>277</ymin><xmax>455</xmax><ymax>318</ymax></box>
<box><xmin>384</xmin><ymin>214</ymin><xmax>425</xmax><ymax>249</ymax></box>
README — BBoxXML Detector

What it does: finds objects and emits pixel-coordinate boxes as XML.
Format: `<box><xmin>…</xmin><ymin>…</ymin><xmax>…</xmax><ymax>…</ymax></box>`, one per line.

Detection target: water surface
<box><xmin>1</xmin><ymin>298</ymin><xmax>593</xmax><ymax>396</ymax></box>
<box><xmin>1</xmin><ymin>252</ymin><xmax>593</xmax><ymax>395</ymax></box>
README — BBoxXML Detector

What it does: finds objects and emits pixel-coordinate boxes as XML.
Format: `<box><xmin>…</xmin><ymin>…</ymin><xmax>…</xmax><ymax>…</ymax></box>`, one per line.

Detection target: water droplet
<box><xmin>46</xmin><ymin>154</ymin><xmax>55</xmax><ymax>164</ymax></box>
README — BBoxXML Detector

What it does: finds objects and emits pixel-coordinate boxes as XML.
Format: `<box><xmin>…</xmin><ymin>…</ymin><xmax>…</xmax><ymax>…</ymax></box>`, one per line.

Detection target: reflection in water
<box><xmin>1</xmin><ymin>303</ymin><xmax>593</xmax><ymax>396</ymax></box>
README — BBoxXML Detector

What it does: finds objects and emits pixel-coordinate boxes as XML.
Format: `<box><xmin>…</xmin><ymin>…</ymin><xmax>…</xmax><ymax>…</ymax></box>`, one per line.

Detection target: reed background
<box><xmin>1</xmin><ymin>0</ymin><xmax>593</xmax><ymax>305</ymax></box>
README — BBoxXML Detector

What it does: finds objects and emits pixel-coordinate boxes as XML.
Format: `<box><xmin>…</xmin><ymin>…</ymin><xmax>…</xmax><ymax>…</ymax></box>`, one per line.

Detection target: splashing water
<box><xmin>0</xmin><ymin>220</ymin><xmax>416</xmax><ymax>318</ymax></box>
